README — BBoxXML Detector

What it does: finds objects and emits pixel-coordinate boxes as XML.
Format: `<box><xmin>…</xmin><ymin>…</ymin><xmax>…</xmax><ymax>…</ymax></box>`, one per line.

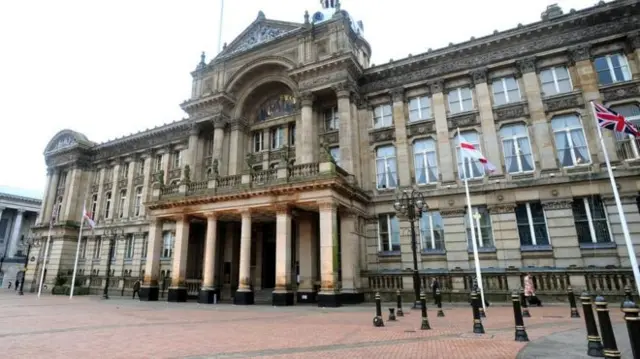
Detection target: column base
<box><xmin>167</xmin><ymin>287</ymin><xmax>188</xmax><ymax>303</ymax></box>
<box><xmin>139</xmin><ymin>286</ymin><xmax>159</xmax><ymax>302</ymax></box>
<box><xmin>297</xmin><ymin>290</ymin><xmax>317</xmax><ymax>304</ymax></box>
<box><xmin>340</xmin><ymin>291</ymin><xmax>365</xmax><ymax>305</ymax></box>
<box><xmin>233</xmin><ymin>290</ymin><xmax>254</xmax><ymax>305</ymax></box>
<box><xmin>272</xmin><ymin>290</ymin><xmax>294</xmax><ymax>306</ymax></box>
<box><xmin>317</xmin><ymin>292</ymin><xmax>341</xmax><ymax>308</ymax></box>
<box><xmin>198</xmin><ymin>288</ymin><xmax>219</xmax><ymax>304</ymax></box>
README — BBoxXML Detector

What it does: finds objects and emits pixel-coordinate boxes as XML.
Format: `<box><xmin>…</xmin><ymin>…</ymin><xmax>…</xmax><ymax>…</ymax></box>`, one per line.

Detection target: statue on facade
<box><xmin>320</xmin><ymin>142</ymin><xmax>335</xmax><ymax>164</ymax></box>
<box><xmin>154</xmin><ymin>170</ymin><xmax>165</xmax><ymax>188</ymax></box>
<box><xmin>211</xmin><ymin>159</ymin><xmax>219</xmax><ymax>178</ymax></box>
<box><xmin>183</xmin><ymin>164</ymin><xmax>191</xmax><ymax>183</ymax></box>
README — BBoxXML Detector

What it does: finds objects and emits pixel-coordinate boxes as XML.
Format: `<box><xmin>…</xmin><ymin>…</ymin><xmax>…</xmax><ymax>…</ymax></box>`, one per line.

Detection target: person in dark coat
<box><xmin>431</xmin><ymin>278</ymin><xmax>440</xmax><ymax>305</ymax></box>
<box><xmin>132</xmin><ymin>279</ymin><xmax>141</xmax><ymax>299</ymax></box>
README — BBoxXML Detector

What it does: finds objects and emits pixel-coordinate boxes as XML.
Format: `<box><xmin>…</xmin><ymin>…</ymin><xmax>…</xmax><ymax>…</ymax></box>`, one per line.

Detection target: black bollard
<box><xmin>388</xmin><ymin>308</ymin><xmax>396</xmax><ymax>321</ymax></box>
<box><xmin>373</xmin><ymin>292</ymin><xmax>384</xmax><ymax>327</ymax></box>
<box><xmin>622</xmin><ymin>285</ymin><xmax>634</xmax><ymax>309</ymax></box>
<box><xmin>520</xmin><ymin>288</ymin><xmax>531</xmax><ymax>318</ymax></box>
<box><xmin>420</xmin><ymin>291</ymin><xmax>431</xmax><ymax>330</ymax></box>
<box><xmin>396</xmin><ymin>289</ymin><xmax>404</xmax><ymax>317</ymax></box>
<box><xmin>568</xmin><ymin>286</ymin><xmax>581</xmax><ymax>318</ymax></box>
<box><xmin>471</xmin><ymin>289</ymin><xmax>485</xmax><ymax>334</ymax></box>
<box><xmin>594</xmin><ymin>296</ymin><xmax>620</xmax><ymax>359</ymax></box>
<box><xmin>436</xmin><ymin>288</ymin><xmax>445</xmax><ymax>317</ymax></box>
<box><xmin>621</xmin><ymin>299</ymin><xmax>640</xmax><ymax>359</ymax></box>
<box><xmin>581</xmin><ymin>292</ymin><xmax>604</xmax><ymax>357</ymax></box>
<box><xmin>511</xmin><ymin>290</ymin><xmax>529</xmax><ymax>342</ymax></box>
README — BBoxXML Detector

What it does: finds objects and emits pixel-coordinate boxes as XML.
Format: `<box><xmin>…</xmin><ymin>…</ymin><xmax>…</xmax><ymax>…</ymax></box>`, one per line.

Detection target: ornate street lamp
<box><xmin>102</xmin><ymin>227</ymin><xmax>125</xmax><ymax>299</ymax></box>
<box><xmin>393</xmin><ymin>189</ymin><xmax>427</xmax><ymax>309</ymax></box>
<box><xmin>19</xmin><ymin>235</ymin><xmax>42</xmax><ymax>295</ymax></box>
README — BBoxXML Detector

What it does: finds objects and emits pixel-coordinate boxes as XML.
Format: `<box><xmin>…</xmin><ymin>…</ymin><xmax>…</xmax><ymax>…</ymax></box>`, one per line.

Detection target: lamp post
<box><xmin>103</xmin><ymin>228</ymin><xmax>124</xmax><ymax>299</ymax></box>
<box><xmin>393</xmin><ymin>189</ymin><xmax>427</xmax><ymax>309</ymax></box>
<box><xmin>19</xmin><ymin>235</ymin><xmax>41</xmax><ymax>295</ymax></box>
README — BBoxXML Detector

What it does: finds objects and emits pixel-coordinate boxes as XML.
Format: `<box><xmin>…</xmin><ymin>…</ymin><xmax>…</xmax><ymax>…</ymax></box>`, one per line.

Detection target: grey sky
<box><xmin>0</xmin><ymin>0</ymin><xmax>598</xmax><ymax>197</ymax></box>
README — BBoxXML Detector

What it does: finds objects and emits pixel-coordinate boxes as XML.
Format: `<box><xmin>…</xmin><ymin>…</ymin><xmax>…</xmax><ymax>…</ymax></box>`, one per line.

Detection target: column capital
<box><xmin>428</xmin><ymin>79</ymin><xmax>444</xmax><ymax>94</ymax></box>
<box><xmin>627</xmin><ymin>31</ymin><xmax>640</xmax><ymax>50</ymax></box>
<box><xmin>189</xmin><ymin>122</ymin><xmax>200</xmax><ymax>136</ymax></box>
<box><xmin>339</xmin><ymin>207</ymin><xmax>358</xmax><ymax>218</ymax></box>
<box><xmin>470</xmin><ymin>68</ymin><xmax>488</xmax><ymax>85</ymax></box>
<box><xmin>541</xmin><ymin>199</ymin><xmax>573</xmax><ymax>210</ymax></box>
<box><xmin>212</xmin><ymin>113</ymin><xmax>229</xmax><ymax>129</ymax></box>
<box><xmin>298</xmin><ymin>92</ymin><xmax>315</xmax><ymax>107</ymax></box>
<box><xmin>16</xmin><ymin>208</ymin><xmax>26</xmax><ymax>214</ymax></box>
<box><xmin>238</xmin><ymin>208</ymin><xmax>252</xmax><ymax>218</ymax></box>
<box><xmin>389</xmin><ymin>87</ymin><xmax>405</xmax><ymax>103</ymax></box>
<box><xmin>332</xmin><ymin>82</ymin><xmax>354</xmax><ymax>99</ymax></box>
<box><xmin>205</xmin><ymin>212</ymin><xmax>219</xmax><ymax>220</ymax></box>
<box><xmin>274</xmin><ymin>203</ymin><xmax>291</xmax><ymax>215</ymax></box>
<box><xmin>230</xmin><ymin>117</ymin><xmax>248</xmax><ymax>132</ymax></box>
<box><xmin>317</xmin><ymin>200</ymin><xmax>337</xmax><ymax>211</ymax></box>
<box><xmin>568</xmin><ymin>44</ymin><xmax>592</xmax><ymax>64</ymax></box>
<box><xmin>516</xmin><ymin>57</ymin><xmax>537</xmax><ymax>74</ymax></box>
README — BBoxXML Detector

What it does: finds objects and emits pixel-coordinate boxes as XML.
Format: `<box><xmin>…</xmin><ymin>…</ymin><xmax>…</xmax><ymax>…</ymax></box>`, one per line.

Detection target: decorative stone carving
<box><xmin>447</xmin><ymin>111</ymin><xmax>479</xmax><ymax>129</ymax></box>
<box><xmin>189</xmin><ymin>123</ymin><xmax>200</xmax><ymax>136</ymax></box>
<box><xmin>542</xmin><ymin>199</ymin><xmax>573</xmax><ymax>210</ymax></box>
<box><xmin>471</xmin><ymin>68</ymin><xmax>487</xmax><ymax>85</ymax></box>
<box><xmin>406</xmin><ymin>121</ymin><xmax>435</xmax><ymax>138</ymax></box>
<box><xmin>212</xmin><ymin>114</ymin><xmax>229</xmax><ymax>129</ymax></box>
<box><xmin>627</xmin><ymin>31</ymin><xmax>640</xmax><ymax>50</ymax></box>
<box><xmin>601</xmin><ymin>82</ymin><xmax>640</xmax><ymax>102</ymax></box>
<box><xmin>155</xmin><ymin>170</ymin><xmax>164</xmax><ymax>185</ymax></box>
<box><xmin>332</xmin><ymin>82</ymin><xmax>353</xmax><ymax>98</ymax></box>
<box><xmin>428</xmin><ymin>80</ymin><xmax>444</xmax><ymax>94</ymax></box>
<box><xmin>543</xmin><ymin>92</ymin><xmax>583</xmax><ymax>112</ymax></box>
<box><xmin>368</xmin><ymin>127</ymin><xmax>396</xmax><ymax>144</ymax></box>
<box><xmin>488</xmin><ymin>203</ymin><xmax>516</xmax><ymax>214</ymax></box>
<box><xmin>298</xmin><ymin>72</ymin><xmax>343</xmax><ymax>90</ymax></box>
<box><xmin>516</xmin><ymin>57</ymin><xmax>536</xmax><ymax>74</ymax></box>
<box><xmin>569</xmin><ymin>45</ymin><xmax>591</xmax><ymax>63</ymax></box>
<box><xmin>298</xmin><ymin>92</ymin><xmax>315</xmax><ymax>107</ymax></box>
<box><xmin>230</xmin><ymin>117</ymin><xmax>248</xmax><ymax>132</ymax></box>
<box><xmin>51</xmin><ymin>135</ymin><xmax>76</xmax><ymax>151</ymax></box>
<box><xmin>493</xmin><ymin>102</ymin><xmax>528</xmax><ymax>122</ymax></box>
<box><xmin>133</xmin><ymin>176</ymin><xmax>144</xmax><ymax>186</ymax></box>
<box><xmin>212</xmin><ymin>159</ymin><xmax>219</xmax><ymax>178</ymax></box>
<box><xmin>322</xmin><ymin>131</ymin><xmax>339</xmax><ymax>145</ymax></box>
<box><xmin>389</xmin><ymin>87</ymin><xmax>405</xmax><ymax>102</ymax></box>
<box><xmin>440</xmin><ymin>208</ymin><xmax>466</xmax><ymax>217</ymax></box>
<box><xmin>223</xmin><ymin>24</ymin><xmax>294</xmax><ymax>56</ymax></box>
<box><xmin>183</xmin><ymin>165</ymin><xmax>191</xmax><ymax>183</ymax></box>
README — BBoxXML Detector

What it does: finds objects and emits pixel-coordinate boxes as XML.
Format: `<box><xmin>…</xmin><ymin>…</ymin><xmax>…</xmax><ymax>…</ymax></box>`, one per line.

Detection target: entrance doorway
<box><xmin>261</xmin><ymin>223</ymin><xmax>276</xmax><ymax>289</ymax></box>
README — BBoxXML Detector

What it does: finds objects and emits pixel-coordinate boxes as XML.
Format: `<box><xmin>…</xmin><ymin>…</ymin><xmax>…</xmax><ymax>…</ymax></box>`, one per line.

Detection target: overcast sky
<box><xmin>0</xmin><ymin>0</ymin><xmax>599</xmax><ymax>198</ymax></box>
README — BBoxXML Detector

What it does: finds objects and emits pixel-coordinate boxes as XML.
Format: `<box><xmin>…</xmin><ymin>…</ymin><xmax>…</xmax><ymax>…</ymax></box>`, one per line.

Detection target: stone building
<box><xmin>0</xmin><ymin>187</ymin><xmax>41</xmax><ymax>289</ymax></box>
<box><xmin>30</xmin><ymin>0</ymin><xmax>640</xmax><ymax>305</ymax></box>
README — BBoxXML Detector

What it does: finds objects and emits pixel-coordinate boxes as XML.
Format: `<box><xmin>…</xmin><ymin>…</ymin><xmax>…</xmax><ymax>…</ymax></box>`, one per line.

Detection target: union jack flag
<box><xmin>592</xmin><ymin>102</ymin><xmax>640</xmax><ymax>138</ymax></box>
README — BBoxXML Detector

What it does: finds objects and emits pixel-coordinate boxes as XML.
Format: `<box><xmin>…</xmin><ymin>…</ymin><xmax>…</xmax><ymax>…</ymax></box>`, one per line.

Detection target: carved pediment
<box><xmin>218</xmin><ymin>17</ymin><xmax>301</xmax><ymax>58</ymax></box>
<box><xmin>44</xmin><ymin>129</ymin><xmax>93</xmax><ymax>154</ymax></box>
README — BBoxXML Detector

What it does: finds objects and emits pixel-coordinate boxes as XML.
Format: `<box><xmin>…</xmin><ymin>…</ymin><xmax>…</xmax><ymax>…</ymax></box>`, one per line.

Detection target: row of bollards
<box><xmin>373</xmin><ymin>289</ymin><xmax>445</xmax><ymax>330</ymax></box>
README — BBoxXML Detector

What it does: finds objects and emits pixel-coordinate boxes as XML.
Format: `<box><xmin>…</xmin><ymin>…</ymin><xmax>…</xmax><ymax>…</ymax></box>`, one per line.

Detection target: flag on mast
<box><xmin>458</xmin><ymin>135</ymin><xmax>497</xmax><ymax>173</ymax></box>
<box><xmin>82</xmin><ymin>204</ymin><xmax>95</xmax><ymax>230</ymax></box>
<box><xmin>592</xmin><ymin>102</ymin><xmax>640</xmax><ymax>137</ymax></box>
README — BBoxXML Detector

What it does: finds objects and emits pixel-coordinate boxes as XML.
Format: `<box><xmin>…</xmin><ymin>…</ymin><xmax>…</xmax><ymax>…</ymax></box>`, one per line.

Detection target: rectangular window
<box><xmin>377</xmin><ymin>214</ymin><xmax>400</xmax><ymax>252</ymax></box>
<box><xmin>551</xmin><ymin>114</ymin><xmax>590</xmax><ymax>167</ymax></box>
<box><xmin>413</xmin><ymin>138</ymin><xmax>438</xmax><ymax>184</ymax></box>
<box><xmin>162</xmin><ymin>231</ymin><xmax>174</xmax><ymax>258</ymax></box>
<box><xmin>137</xmin><ymin>160</ymin><xmax>145</xmax><ymax>176</ymax></box>
<box><xmin>329</xmin><ymin>146</ymin><xmax>340</xmax><ymax>166</ymax></box>
<box><xmin>324</xmin><ymin>107</ymin><xmax>339</xmax><ymax>131</ymax></box>
<box><xmin>90</xmin><ymin>194</ymin><xmax>98</xmax><ymax>221</ymax></box>
<box><xmin>141</xmin><ymin>234</ymin><xmax>148</xmax><ymax>260</ymax></box>
<box><xmin>58</xmin><ymin>171</ymin><xmax>68</xmax><ymax>188</ymax></box>
<box><xmin>408</xmin><ymin>96</ymin><xmax>432</xmax><ymax>122</ymax></box>
<box><xmin>80</xmin><ymin>237</ymin><xmax>87</xmax><ymax>259</ymax></box>
<box><xmin>124</xmin><ymin>234</ymin><xmax>134</xmax><ymax>259</ymax></box>
<box><xmin>539</xmin><ymin>66</ymin><xmax>572</xmax><ymax>96</ymax></box>
<box><xmin>205</xmin><ymin>132</ymin><xmax>215</xmax><ymax>157</ymax></box>
<box><xmin>373</xmin><ymin>104</ymin><xmax>393</xmax><ymax>128</ymax></box>
<box><xmin>252</xmin><ymin>131</ymin><xmax>264</xmax><ymax>152</ymax></box>
<box><xmin>288</xmin><ymin>123</ymin><xmax>296</xmax><ymax>146</ymax></box>
<box><xmin>154</xmin><ymin>155</ymin><xmax>163</xmax><ymax>172</ymax></box>
<box><xmin>456</xmin><ymin>131</ymin><xmax>484</xmax><ymax>179</ymax></box>
<box><xmin>464</xmin><ymin>206</ymin><xmax>494</xmax><ymax>248</ymax></box>
<box><xmin>594</xmin><ymin>54</ymin><xmax>631</xmax><ymax>85</ymax></box>
<box><xmin>134</xmin><ymin>187</ymin><xmax>143</xmax><ymax>217</ymax></box>
<box><xmin>492</xmin><ymin>77</ymin><xmax>521</xmax><ymax>106</ymax></box>
<box><xmin>419</xmin><ymin>211</ymin><xmax>444</xmax><ymax>251</ymax></box>
<box><xmin>93</xmin><ymin>237</ymin><xmax>102</xmax><ymax>259</ymax></box>
<box><xmin>121</xmin><ymin>163</ymin><xmax>129</xmax><ymax>179</ymax></box>
<box><xmin>610</xmin><ymin>103</ymin><xmax>640</xmax><ymax>160</ymax></box>
<box><xmin>515</xmin><ymin>202</ymin><xmax>549</xmax><ymax>247</ymax></box>
<box><xmin>572</xmin><ymin>196</ymin><xmax>612</xmax><ymax>244</ymax></box>
<box><xmin>118</xmin><ymin>190</ymin><xmax>127</xmax><ymax>218</ymax></box>
<box><xmin>375</xmin><ymin>145</ymin><xmax>397</xmax><ymax>189</ymax></box>
<box><xmin>270</xmin><ymin>127</ymin><xmax>285</xmax><ymax>150</ymax></box>
<box><xmin>104</xmin><ymin>192</ymin><xmax>112</xmax><ymax>219</ymax></box>
<box><xmin>448</xmin><ymin>87</ymin><xmax>473</xmax><ymax>114</ymax></box>
<box><xmin>499</xmin><ymin>124</ymin><xmax>534</xmax><ymax>174</ymax></box>
<box><xmin>172</xmin><ymin>151</ymin><xmax>181</xmax><ymax>169</ymax></box>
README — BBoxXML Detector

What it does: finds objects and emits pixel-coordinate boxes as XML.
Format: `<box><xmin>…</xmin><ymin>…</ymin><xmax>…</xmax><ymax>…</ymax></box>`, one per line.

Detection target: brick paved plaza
<box><xmin>0</xmin><ymin>290</ymin><xmax>627</xmax><ymax>358</ymax></box>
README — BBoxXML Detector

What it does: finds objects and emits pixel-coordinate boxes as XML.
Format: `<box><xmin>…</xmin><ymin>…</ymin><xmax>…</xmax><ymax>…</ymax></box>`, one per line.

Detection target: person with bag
<box><xmin>524</xmin><ymin>273</ymin><xmax>543</xmax><ymax>307</ymax></box>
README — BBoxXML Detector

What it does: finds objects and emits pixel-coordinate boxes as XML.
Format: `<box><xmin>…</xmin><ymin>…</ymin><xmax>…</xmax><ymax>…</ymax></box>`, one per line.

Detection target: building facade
<box><xmin>31</xmin><ymin>0</ymin><xmax>640</xmax><ymax>305</ymax></box>
<box><xmin>0</xmin><ymin>188</ymin><xmax>41</xmax><ymax>288</ymax></box>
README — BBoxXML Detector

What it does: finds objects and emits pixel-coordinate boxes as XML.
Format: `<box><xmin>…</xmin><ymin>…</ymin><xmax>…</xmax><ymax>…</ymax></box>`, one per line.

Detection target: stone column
<box><xmin>7</xmin><ymin>209</ymin><xmax>24</xmax><ymax>257</ymax></box>
<box><xmin>318</xmin><ymin>200</ymin><xmax>340</xmax><ymax>307</ymax></box>
<box><xmin>297</xmin><ymin>213</ymin><xmax>318</xmax><ymax>303</ymax></box>
<box><xmin>140</xmin><ymin>218</ymin><xmax>163</xmax><ymax>301</ymax></box>
<box><xmin>61</xmin><ymin>167</ymin><xmax>82</xmax><ymax>221</ymax></box>
<box><xmin>234</xmin><ymin>209</ymin><xmax>254</xmax><ymax>304</ymax></box>
<box><xmin>139</xmin><ymin>154</ymin><xmax>153</xmax><ymax>217</ymax></box>
<box><xmin>122</xmin><ymin>160</ymin><xmax>136</xmax><ymax>219</ymax></box>
<box><xmin>212</xmin><ymin>116</ymin><xmax>226</xmax><ymax>164</ymax></box>
<box><xmin>340</xmin><ymin>210</ymin><xmax>363</xmax><ymax>304</ymax></box>
<box><xmin>185</xmin><ymin>124</ymin><xmax>200</xmax><ymax>181</ymax></box>
<box><xmin>272</xmin><ymin>205</ymin><xmax>294</xmax><ymax>306</ymax></box>
<box><xmin>198</xmin><ymin>213</ymin><xmax>219</xmax><ymax>303</ymax></box>
<box><xmin>517</xmin><ymin>58</ymin><xmax>558</xmax><ymax>172</ymax></box>
<box><xmin>168</xmin><ymin>215</ymin><xmax>190</xmax><ymax>302</ymax></box>
<box><xmin>297</xmin><ymin>92</ymin><xmax>315</xmax><ymax>164</ymax></box>
<box><xmin>430</xmin><ymin>81</ymin><xmax>456</xmax><ymax>183</ymax></box>
<box><xmin>472</xmin><ymin>69</ymin><xmax>503</xmax><ymax>176</ymax></box>
<box><xmin>335</xmin><ymin>84</ymin><xmax>359</xmax><ymax>176</ymax></box>
<box><xmin>489</xmin><ymin>204</ymin><xmax>522</xmax><ymax>268</ymax></box>
<box><xmin>442</xmin><ymin>208</ymin><xmax>470</xmax><ymax>269</ymax></box>
<box><xmin>227</xmin><ymin>119</ymin><xmax>247</xmax><ymax>175</ymax></box>
<box><xmin>604</xmin><ymin>195</ymin><xmax>640</xmax><ymax>267</ymax></box>
<box><xmin>42</xmin><ymin>169</ymin><xmax>59</xmax><ymax>224</ymax></box>
<box><xmin>543</xmin><ymin>199</ymin><xmax>583</xmax><ymax>267</ymax></box>
<box><xmin>390</xmin><ymin>87</ymin><xmax>412</xmax><ymax>186</ymax></box>
<box><xmin>37</xmin><ymin>170</ymin><xmax>53</xmax><ymax>225</ymax></box>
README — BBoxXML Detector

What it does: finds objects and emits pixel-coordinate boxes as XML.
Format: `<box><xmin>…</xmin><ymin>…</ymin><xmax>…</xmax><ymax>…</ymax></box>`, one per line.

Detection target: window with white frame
<box><xmin>288</xmin><ymin>123</ymin><xmax>296</xmax><ymax>146</ymax></box>
<box><xmin>134</xmin><ymin>187</ymin><xmax>143</xmax><ymax>217</ymax></box>
<box><xmin>594</xmin><ymin>54</ymin><xmax>632</xmax><ymax>85</ymax></box>
<box><xmin>104</xmin><ymin>192</ymin><xmax>112</xmax><ymax>219</ymax></box>
<box><xmin>610</xmin><ymin>103</ymin><xmax>640</xmax><ymax>160</ymax></box>
<box><xmin>121</xmin><ymin>163</ymin><xmax>129</xmax><ymax>179</ymax></box>
<box><xmin>464</xmin><ymin>206</ymin><xmax>494</xmax><ymax>248</ymax></box>
<box><xmin>373</xmin><ymin>104</ymin><xmax>393</xmax><ymax>128</ymax></box>
<box><xmin>124</xmin><ymin>234</ymin><xmax>134</xmax><ymax>259</ymax></box>
<box><xmin>90</xmin><ymin>194</ymin><xmax>98</xmax><ymax>220</ymax></box>
<box><xmin>408</xmin><ymin>96</ymin><xmax>432</xmax><ymax>122</ymax></box>
<box><xmin>93</xmin><ymin>237</ymin><xmax>102</xmax><ymax>259</ymax></box>
<box><xmin>154</xmin><ymin>155</ymin><xmax>163</xmax><ymax>172</ymax></box>
<box><xmin>329</xmin><ymin>146</ymin><xmax>340</xmax><ymax>166</ymax></box>
<box><xmin>499</xmin><ymin>123</ymin><xmax>534</xmax><ymax>174</ymax></box>
<box><xmin>413</xmin><ymin>138</ymin><xmax>438</xmax><ymax>184</ymax></box>
<box><xmin>80</xmin><ymin>237</ymin><xmax>87</xmax><ymax>259</ymax></box>
<box><xmin>456</xmin><ymin>131</ymin><xmax>484</xmax><ymax>179</ymax></box>
<box><xmin>492</xmin><ymin>77</ymin><xmax>521</xmax><ymax>106</ymax></box>
<box><xmin>252</xmin><ymin>131</ymin><xmax>264</xmax><ymax>152</ymax></box>
<box><xmin>171</xmin><ymin>151</ymin><xmax>181</xmax><ymax>169</ymax></box>
<box><xmin>270</xmin><ymin>127</ymin><xmax>285</xmax><ymax>149</ymax></box>
<box><xmin>377</xmin><ymin>214</ymin><xmax>400</xmax><ymax>252</ymax></box>
<box><xmin>141</xmin><ymin>234</ymin><xmax>148</xmax><ymax>260</ymax></box>
<box><xmin>375</xmin><ymin>145</ymin><xmax>397</xmax><ymax>189</ymax></box>
<box><xmin>419</xmin><ymin>211</ymin><xmax>444</xmax><ymax>251</ymax></box>
<box><xmin>118</xmin><ymin>189</ymin><xmax>127</xmax><ymax>218</ymax></box>
<box><xmin>137</xmin><ymin>160</ymin><xmax>145</xmax><ymax>176</ymax></box>
<box><xmin>162</xmin><ymin>231</ymin><xmax>174</xmax><ymax>258</ymax></box>
<box><xmin>447</xmin><ymin>87</ymin><xmax>473</xmax><ymax>114</ymax></box>
<box><xmin>551</xmin><ymin>114</ymin><xmax>590</xmax><ymax>167</ymax></box>
<box><xmin>515</xmin><ymin>202</ymin><xmax>550</xmax><ymax>247</ymax></box>
<box><xmin>324</xmin><ymin>107</ymin><xmax>339</xmax><ymax>131</ymax></box>
<box><xmin>572</xmin><ymin>196</ymin><xmax>612</xmax><ymax>244</ymax></box>
<box><xmin>539</xmin><ymin>66</ymin><xmax>572</xmax><ymax>96</ymax></box>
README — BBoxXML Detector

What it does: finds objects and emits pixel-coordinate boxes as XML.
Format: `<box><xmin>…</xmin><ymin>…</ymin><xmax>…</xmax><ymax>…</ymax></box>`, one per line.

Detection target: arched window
<box><xmin>256</xmin><ymin>94</ymin><xmax>297</xmax><ymax>122</ymax></box>
<box><xmin>610</xmin><ymin>103</ymin><xmax>640</xmax><ymax>160</ymax></box>
<box><xmin>499</xmin><ymin>123</ymin><xmax>534</xmax><ymax>174</ymax></box>
<box><xmin>551</xmin><ymin>114</ymin><xmax>590</xmax><ymax>167</ymax></box>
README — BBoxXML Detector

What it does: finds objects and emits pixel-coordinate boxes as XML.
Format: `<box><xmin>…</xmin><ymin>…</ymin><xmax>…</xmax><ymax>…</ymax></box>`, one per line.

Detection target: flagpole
<box><xmin>69</xmin><ymin>192</ymin><xmax>89</xmax><ymax>299</ymax></box>
<box><xmin>216</xmin><ymin>0</ymin><xmax>224</xmax><ymax>53</ymax></box>
<box><xmin>590</xmin><ymin>101</ymin><xmax>640</xmax><ymax>296</ymax></box>
<box><xmin>458</xmin><ymin>128</ymin><xmax>487</xmax><ymax>312</ymax></box>
<box><xmin>38</xmin><ymin>207</ymin><xmax>56</xmax><ymax>299</ymax></box>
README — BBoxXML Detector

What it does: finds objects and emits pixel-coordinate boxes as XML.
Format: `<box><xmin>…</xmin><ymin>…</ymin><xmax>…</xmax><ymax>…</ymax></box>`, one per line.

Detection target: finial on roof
<box><xmin>200</xmin><ymin>51</ymin><xmax>206</xmax><ymax>64</ymax></box>
<box><xmin>304</xmin><ymin>10</ymin><xmax>310</xmax><ymax>24</ymax></box>
<box><xmin>257</xmin><ymin>10</ymin><xmax>265</xmax><ymax>20</ymax></box>
<box><xmin>223</xmin><ymin>42</ymin><xmax>227</xmax><ymax>50</ymax></box>
<box><xmin>335</xmin><ymin>0</ymin><xmax>341</xmax><ymax>11</ymax></box>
